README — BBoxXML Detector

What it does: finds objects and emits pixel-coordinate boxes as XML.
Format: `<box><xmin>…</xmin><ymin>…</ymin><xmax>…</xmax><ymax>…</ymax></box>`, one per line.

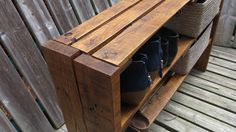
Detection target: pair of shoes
<box><xmin>120</xmin><ymin>28</ymin><xmax>179</xmax><ymax>105</ymax></box>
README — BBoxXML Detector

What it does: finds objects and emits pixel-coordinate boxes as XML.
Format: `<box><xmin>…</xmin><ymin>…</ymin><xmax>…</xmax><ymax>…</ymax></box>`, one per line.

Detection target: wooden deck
<box><xmin>150</xmin><ymin>46</ymin><xmax>236</xmax><ymax>132</ymax></box>
<box><xmin>57</xmin><ymin>45</ymin><xmax>236</xmax><ymax>131</ymax></box>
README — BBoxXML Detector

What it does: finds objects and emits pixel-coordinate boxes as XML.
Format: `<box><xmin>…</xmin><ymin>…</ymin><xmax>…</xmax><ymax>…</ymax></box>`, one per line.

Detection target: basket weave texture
<box><xmin>172</xmin><ymin>23</ymin><xmax>213</xmax><ymax>74</ymax></box>
<box><xmin>165</xmin><ymin>0</ymin><xmax>221</xmax><ymax>38</ymax></box>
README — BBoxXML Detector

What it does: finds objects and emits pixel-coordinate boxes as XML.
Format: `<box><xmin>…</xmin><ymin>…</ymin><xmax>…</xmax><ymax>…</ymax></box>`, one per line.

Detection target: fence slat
<box><xmin>109</xmin><ymin>0</ymin><xmax>119</xmax><ymax>5</ymax></box>
<box><xmin>44</xmin><ymin>0</ymin><xmax>79</xmax><ymax>34</ymax></box>
<box><xmin>0</xmin><ymin>110</ymin><xmax>16</xmax><ymax>132</ymax></box>
<box><xmin>0</xmin><ymin>45</ymin><xmax>54</xmax><ymax>132</ymax></box>
<box><xmin>69</xmin><ymin>0</ymin><xmax>95</xmax><ymax>22</ymax></box>
<box><xmin>91</xmin><ymin>0</ymin><xmax>110</xmax><ymax>13</ymax></box>
<box><xmin>0</xmin><ymin>0</ymin><xmax>64</xmax><ymax>128</ymax></box>
<box><xmin>13</xmin><ymin>0</ymin><xmax>60</xmax><ymax>44</ymax></box>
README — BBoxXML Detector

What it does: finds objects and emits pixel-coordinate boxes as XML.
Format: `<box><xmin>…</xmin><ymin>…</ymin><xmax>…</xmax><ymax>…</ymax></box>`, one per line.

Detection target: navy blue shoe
<box><xmin>161</xmin><ymin>38</ymin><xmax>169</xmax><ymax>68</ymax></box>
<box><xmin>139</xmin><ymin>35</ymin><xmax>163</xmax><ymax>73</ymax></box>
<box><xmin>121</xmin><ymin>54</ymin><xmax>152</xmax><ymax>93</ymax></box>
<box><xmin>158</xmin><ymin>27</ymin><xmax>179</xmax><ymax>66</ymax></box>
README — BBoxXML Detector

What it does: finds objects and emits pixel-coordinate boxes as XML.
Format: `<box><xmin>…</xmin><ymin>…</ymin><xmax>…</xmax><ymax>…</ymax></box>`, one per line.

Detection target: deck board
<box><xmin>150</xmin><ymin>46</ymin><xmax>236</xmax><ymax>131</ymax></box>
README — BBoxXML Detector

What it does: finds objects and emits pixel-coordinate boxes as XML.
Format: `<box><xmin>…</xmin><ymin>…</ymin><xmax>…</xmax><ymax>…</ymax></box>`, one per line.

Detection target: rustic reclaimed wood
<box><xmin>74</xmin><ymin>54</ymin><xmax>121</xmax><ymax>132</ymax></box>
<box><xmin>0</xmin><ymin>46</ymin><xmax>54</xmax><ymax>132</ymax></box>
<box><xmin>194</xmin><ymin>0</ymin><xmax>224</xmax><ymax>71</ymax></box>
<box><xmin>0</xmin><ymin>110</ymin><xmax>16</xmax><ymax>132</ymax></box>
<box><xmin>0</xmin><ymin>0</ymin><xmax>64</xmax><ymax>128</ymax></box>
<box><xmin>156</xmin><ymin>111</ymin><xmax>208</xmax><ymax>132</ymax></box>
<box><xmin>93</xmin><ymin>0</ymin><xmax>190</xmax><ymax>66</ymax></box>
<box><xmin>42</xmin><ymin>41</ymin><xmax>86</xmax><ymax>132</ymax></box>
<box><xmin>140</xmin><ymin>74</ymin><xmax>188</xmax><ymax>129</ymax></box>
<box><xmin>91</xmin><ymin>0</ymin><xmax>110</xmax><ymax>13</ymax></box>
<box><xmin>173</xmin><ymin>92</ymin><xmax>236</xmax><ymax>127</ymax></box>
<box><xmin>69</xmin><ymin>0</ymin><xmax>95</xmax><ymax>22</ymax></box>
<box><xmin>121</xmin><ymin>38</ymin><xmax>194</xmax><ymax>129</ymax></box>
<box><xmin>13</xmin><ymin>0</ymin><xmax>60</xmax><ymax>44</ymax></box>
<box><xmin>43</xmin><ymin>0</ymin><xmax>79</xmax><ymax>34</ymax></box>
<box><xmin>72</xmin><ymin>0</ymin><xmax>164</xmax><ymax>54</ymax></box>
<box><xmin>56</xmin><ymin>0</ymin><xmax>140</xmax><ymax>45</ymax></box>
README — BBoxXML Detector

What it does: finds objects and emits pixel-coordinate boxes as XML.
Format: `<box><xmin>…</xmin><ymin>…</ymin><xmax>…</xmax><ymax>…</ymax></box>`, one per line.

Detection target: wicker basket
<box><xmin>172</xmin><ymin>23</ymin><xmax>213</xmax><ymax>75</ymax></box>
<box><xmin>165</xmin><ymin>0</ymin><xmax>221</xmax><ymax>38</ymax></box>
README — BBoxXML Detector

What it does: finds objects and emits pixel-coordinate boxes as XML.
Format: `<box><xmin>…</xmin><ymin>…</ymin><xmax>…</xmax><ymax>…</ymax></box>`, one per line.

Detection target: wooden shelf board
<box><xmin>121</xmin><ymin>37</ymin><xmax>194</xmax><ymax>129</ymax></box>
<box><xmin>141</xmin><ymin>73</ymin><xmax>188</xmax><ymax>127</ymax></box>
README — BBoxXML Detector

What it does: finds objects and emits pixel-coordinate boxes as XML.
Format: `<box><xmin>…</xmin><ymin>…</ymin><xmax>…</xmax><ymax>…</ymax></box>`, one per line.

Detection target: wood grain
<box><xmin>56</xmin><ymin>0</ymin><xmax>140</xmax><ymax>45</ymax></box>
<box><xmin>0</xmin><ymin>110</ymin><xmax>16</xmax><ymax>132</ymax></box>
<box><xmin>0</xmin><ymin>0</ymin><xmax>63</xmax><ymax>128</ymax></box>
<box><xmin>93</xmin><ymin>0</ymin><xmax>190</xmax><ymax>66</ymax></box>
<box><xmin>173</xmin><ymin>92</ymin><xmax>236</xmax><ymax>127</ymax></box>
<box><xmin>42</xmin><ymin>41</ymin><xmax>86</xmax><ymax>132</ymax></box>
<box><xmin>91</xmin><ymin>0</ymin><xmax>110</xmax><ymax>13</ymax></box>
<box><xmin>74</xmin><ymin>54</ymin><xmax>121</xmax><ymax>132</ymax></box>
<box><xmin>43</xmin><ymin>0</ymin><xmax>79</xmax><ymax>34</ymax></box>
<box><xmin>13</xmin><ymin>0</ymin><xmax>60</xmax><ymax>44</ymax></box>
<box><xmin>141</xmin><ymin>74</ymin><xmax>187</xmax><ymax>129</ymax></box>
<box><xmin>72</xmin><ymin>0</ymin><xmax>163</xmax><ymax>54</ymax></box>
<box><xmin>0</xmin><ymin>45</ymin><xmax>54</xmax><ymax>132</ymax></box>
<box><xmin>165</xmin><ymin>101</ymin><xmax>236</xmax><ymax>131</ymax></box>
<box><xmin>69</xmin><ymin>0</ymin><xmax>95</xmax><ymax>22</ymax></box>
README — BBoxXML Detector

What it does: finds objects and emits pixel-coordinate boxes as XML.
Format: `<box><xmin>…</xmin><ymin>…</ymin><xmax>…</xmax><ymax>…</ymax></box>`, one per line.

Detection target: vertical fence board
<box><xmin>13</xmin><ymin>0</ymin><xmax>60</xmax><ymax>44</ymax></box>
<box><xmin>91</xmin><ymin>0</ymin><xmax>110</xmax><ymax>13</ymax></box>
<box><xmin>109</xmin><ymin>0</ymin><xmax>119</xmax><ymax>5</ymax></box>
<box><xmin>0</xmin><ymin>110</ymin><xmax>16</xmax><ymax>132</ymax></box>
<box><xmin>0</xmin><ymin>0</ymin><xmax>64</xmax><ymax>128</ymax></box>
<box><xmin>43</xmin><ymin>0</ymin><xmax>79</xmax><ymax>34</ymax></box>
<box><xmin>0</xmin><ymin>45</ymin><xmax>54</xmax><ymax>132</ymax></box>
<box><xmin>69</xmin><ymin>0</ymin><xmax>95</xmax><ymax>22</ymax></box>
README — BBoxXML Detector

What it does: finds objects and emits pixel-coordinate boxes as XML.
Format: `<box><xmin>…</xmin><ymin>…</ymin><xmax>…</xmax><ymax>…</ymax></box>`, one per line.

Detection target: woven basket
<box><xmin>172</xmin><ymin>23</ymin><xmax>213</xmax><ymax>75</ymax></box>
<box><xmin>165</xmin><ymin>0</ymin><xmax>221</xmax><ymax>38</ymax></box>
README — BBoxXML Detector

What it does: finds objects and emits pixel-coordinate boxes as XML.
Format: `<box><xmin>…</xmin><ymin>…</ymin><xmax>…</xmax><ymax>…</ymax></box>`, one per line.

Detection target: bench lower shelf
<box><xmin>121</xmin><ymin>37</ymin><xmax>195</xmax><ymax>130</ymax></box>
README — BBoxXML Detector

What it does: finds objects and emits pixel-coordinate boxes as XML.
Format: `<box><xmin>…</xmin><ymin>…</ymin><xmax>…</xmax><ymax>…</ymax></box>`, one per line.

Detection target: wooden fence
<box><xmin>0</xmin><ymin>0</ymin><xmax>118</xmax><ymax>131</ymax></box>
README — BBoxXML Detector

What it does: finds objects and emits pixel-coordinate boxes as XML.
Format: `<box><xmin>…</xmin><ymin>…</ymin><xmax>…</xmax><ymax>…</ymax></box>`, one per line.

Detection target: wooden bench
<box><xmin>43</xmin><ymin>0</ymin><xmax>223</xmax><ymax>131</ymax></box>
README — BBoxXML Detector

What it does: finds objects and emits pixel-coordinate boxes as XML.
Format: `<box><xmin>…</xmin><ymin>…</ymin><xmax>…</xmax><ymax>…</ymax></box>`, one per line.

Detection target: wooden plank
<box><xmin>172</xmin><ymin>92</ymin><xmax>236</xmax><ymax>127</ymax></box>
<box><xmin>74</xmin><ymin>54</ymin><xmax>121</xmax><ymax>132</ymax></box>
<box><xmin>72</xmin><ymin>0</ymin><xmax>164</xmax><ymax>54</ymax></box>
<box><xmin>44</xmin><ymin>0</ymin><xmax>79</xmax><ymax>34</ymax></box>
<box><xmin>191</xmin><ymin>70</ymin><xmax>236</xmax><ymax>91</ymax></box>
<box><xmin>213</xmin><ymin>46</ymin><xmax>236</xmax><ymax>56</ymax></box>
<box><xmin>42</xmin><ymin>41</ymin><xmax>86</xmax><ymax>132</ymax></box>
<box><xmin>121</xmin><ymin>38</ymin><xmax>194</xmax><ymax>128</ymax></box>
<box><xmin>185</xmin><ymin>75</ymin><xmax>236</xmax><ymax>100</ymax></box>
<box><xmin>165</xmin><ymin>101</ymin><xmax>236</xmax><ymax>132</ymax></box>
<box><xmin>0</xmin><ymin>0</ymin><xmax>64</xmax><ymax>128</ymax></box>
<box><xmin>156</xmin><ymin>111</ymin><xmax>207</xmax><ymax>132</ymax></box>
<box><xmin>13</xmin><ymin>0</ymin><xmax>60</xmax><ymax>44</ymax></box>
<box><xmin>211</xmin><ymin>49</ymin><xmax>236</xmax><ymax>63</ymax></box>
<box><xmin>91</xmin><ymin>0</ymin><xmax>110</xmax><ymax>13</ymax></box>
<box><xmin>207</xmin><ymin>63</ymin><xmax>236</xmax><ymax>80</ymax></box>
<box><xmin>93</xmin><ymin>0</ymin><xmax>190</xmax><ymax>66</ymax></box>
<box><xmin>0</xmin><ymin>46</ymin><xmax>54</xmax><ymax>132</ymax></box>
<box><xmin>56</xmin><ymin>0</ymin><xmax>140</xmax><ymax>45</ymax></box>
<box><xmin>141</xmin><ymin>74</ymin><xmax>187</xmax><ymax>128</ymax></box>
<box><xmin>209</xmin><ymin>56</ymin><xmax>236</xmax><ymax>71</ymax></box>
<box><xmin>149</xmin><ymin>124</ymin><xmax>170</xmax><ymax>132</ymax></box>
<box><xmin>0</xmin><ymin>110</ymin><xmax>16</xmax><ymax>132</ymax></box>
<box><xmin>179</xmin><ymin>83</ymin><xmax>236</xmax><ymax>113</ymax></box>
<box><xmin>69</xmin><ymin>0</ymin><xmax>95</xmax><ymax>22</ymax></box>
